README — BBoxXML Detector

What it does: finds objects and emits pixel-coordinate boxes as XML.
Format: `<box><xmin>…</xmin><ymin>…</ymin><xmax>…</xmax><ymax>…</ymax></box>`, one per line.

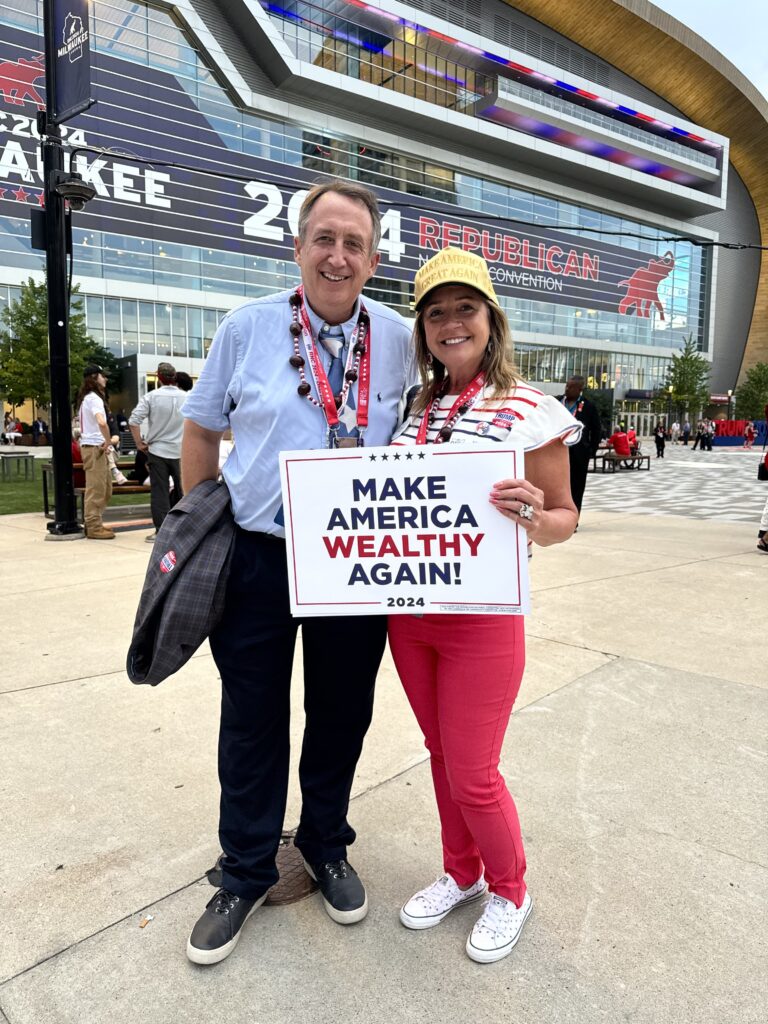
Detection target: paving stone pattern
<box><xmin>584</xmin><ymin>444</ymin><xmax>767</xmax><ymax>523</ymax></box>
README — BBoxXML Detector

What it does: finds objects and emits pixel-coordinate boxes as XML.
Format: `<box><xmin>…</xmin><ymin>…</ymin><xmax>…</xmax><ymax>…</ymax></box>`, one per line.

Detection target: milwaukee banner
<box><xmin>1</xmin><ymin>22</ymin><xmax>683</xmax><ymax>317</ymax></box>
<box><xmin>51</xmin><ymin>0</ymin><xmax>93</xmax><ymax>123</ymax></box>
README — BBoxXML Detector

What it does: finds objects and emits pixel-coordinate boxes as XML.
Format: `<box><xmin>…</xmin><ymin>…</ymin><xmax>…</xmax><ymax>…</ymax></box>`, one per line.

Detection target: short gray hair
<box><xmin>297</xmin><ymin>179</ymin><xmax>381</xmax><ymax>257</ymax></box>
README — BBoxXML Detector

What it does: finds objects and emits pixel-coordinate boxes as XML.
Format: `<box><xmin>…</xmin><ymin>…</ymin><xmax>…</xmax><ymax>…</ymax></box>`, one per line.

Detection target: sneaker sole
<box><xmin>186</xmin><ymin>892</ymin><xmax>267</xmax><ymax>965</ymax></box>
<box><xmin>303</xmin><ymin>859</ymin><xmax>368</xmax><ymax>925</ymax></box>
<box><xmin>465</xmin><ymin>896</ymin><xmax>533</xmax><ymax>964</ymax></box>
<box><xmin>399</xmin><ymin>886</ymin><xmax>487</xmax><ymax>930</ymax></box>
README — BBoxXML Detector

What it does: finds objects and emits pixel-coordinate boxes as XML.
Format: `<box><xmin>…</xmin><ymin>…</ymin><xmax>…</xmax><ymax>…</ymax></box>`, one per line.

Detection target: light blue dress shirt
<box><xmin>182</xmin><ymin>287</ymin><xmax>415</xmax><ymax>534</ymax></box>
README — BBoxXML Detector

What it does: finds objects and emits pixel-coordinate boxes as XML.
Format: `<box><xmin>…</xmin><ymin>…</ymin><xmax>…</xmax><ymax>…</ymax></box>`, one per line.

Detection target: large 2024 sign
<box><xmin>0</xmin><ymin>22</ymin><xmax>674</xmax><ymax>316</ymax></box>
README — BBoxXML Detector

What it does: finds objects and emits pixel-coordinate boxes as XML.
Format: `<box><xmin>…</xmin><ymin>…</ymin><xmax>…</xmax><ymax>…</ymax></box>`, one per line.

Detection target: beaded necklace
<box><xmin>416</xmin><ymin>372</ymin><xmax>486</xmax><ymax>445</ymax></box>
<box><xmin>288</xmin><ymin>287</ymin><xmax>371</xmax><ymax>447</ymax></box>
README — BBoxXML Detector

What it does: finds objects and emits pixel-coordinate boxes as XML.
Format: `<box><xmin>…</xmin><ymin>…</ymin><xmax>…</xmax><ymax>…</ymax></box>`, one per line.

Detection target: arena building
<box><xmin>1</xmin><ymin>0</ymin><xmax>765</xmax><ymax>433</ymax></box>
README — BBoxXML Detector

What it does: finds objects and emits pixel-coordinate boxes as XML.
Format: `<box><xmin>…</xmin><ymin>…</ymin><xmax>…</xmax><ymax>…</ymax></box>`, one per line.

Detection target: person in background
<box><xmin>32</xmin><ymin>417</ymin><xmax>50</xmax><ymax>445</ymax></box>
<box><xmin>175</xmin><ymin>371</ymin><xmax>194</xmax><ymax>392</ymax></box>
<box><xmin>606</xmin><ymin>424</ymin><xmax>631</xmax><ymax>458</ymax></box>
<box><xmin>682</xmin><ymin>420</ymin><xmax>691</xmax><ymax>446</ymax></box>
<box><xmin>3</xmin><ymin>415</ymin><xmax>21</xmax><ymax>445</ymax></box>
<box><xmin>692</xmin><ymin>421</ymin><xmax>704</xmax><ymax>451</ymax></box>
<box><xmin>129</xmin><ymin>361</ymin><xmax>187</xmax><ymax>541</ymax></box>
<box><xmin>704</xmin><ymin>418</ymin><xmax>716</xmax><ymax>451</ymax></box>
<box><xmin>390</xmin><ymin>248</ymin><xmax>580</xmax><ymax>964</ymax></box>
<box><xmin>556</xmin><ymin>374</ymin><xmax>601</xmax><ymax>524</ymax></box>
<box><xmin>71</xmin><ymin>428</ymin><xmax>86</xmax><ymax>489</ymax></box>
<box><xmin>75</xmin><ymin>365</ymin><xmax>114</xmax><ymax>539</ymax></box>
<box><xmin>627</xmin><ymin>425</ymin><xmax>639</xmax><ymax>455</ymax></box>
<box><xmin>757</xmin><ymin>451</ymin><xmax>768</xmax><ymax>553</ymax></box>
<box><xmin>670</xmin><ymin>420</ymin><xmax>680</xmax><ymax>444</ymax></box>
<box><xmin>654</xmin><ymin>421</ymin><xmax>666</xmax><ymax>458</ymax></box>
<box><xmin>744</xmin><ymin>422</ymin><xmax>756</xmax><ymax>449</ymax></box>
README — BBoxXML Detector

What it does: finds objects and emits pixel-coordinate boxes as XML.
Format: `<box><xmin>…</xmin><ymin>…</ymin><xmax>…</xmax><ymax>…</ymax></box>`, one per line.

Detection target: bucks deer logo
<box><xmin>618</xmin><ymin>251</ymin><xmax>674</xmax><ymax>319</ymax></box>
<box><xmin>0</xmin><ymin>54</ymin><xmax>45</xmax><ymax>108</ymax></box>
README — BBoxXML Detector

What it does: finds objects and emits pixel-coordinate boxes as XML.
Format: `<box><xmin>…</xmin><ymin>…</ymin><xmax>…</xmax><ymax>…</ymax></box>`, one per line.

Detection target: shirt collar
<box><xmin>303</xmin><ymin>295</ymin><xmax>362</xmax><ymax>344</ymax></box>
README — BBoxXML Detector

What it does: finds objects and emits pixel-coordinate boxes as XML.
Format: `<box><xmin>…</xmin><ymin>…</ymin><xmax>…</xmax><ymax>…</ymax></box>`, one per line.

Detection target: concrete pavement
<box><xmin>0</xmin><ymin>487</ymin><xmax>765</xmax><ymax>1023</ymax></box>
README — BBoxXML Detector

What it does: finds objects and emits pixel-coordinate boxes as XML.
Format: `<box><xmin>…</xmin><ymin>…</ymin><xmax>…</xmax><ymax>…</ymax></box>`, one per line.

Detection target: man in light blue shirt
<box><xmin>129</xmin><ymin>361</ymin><xmax>187</xmax><ymax>537</ymax></box>
<box><xmin>181</xmin><ymin>180</ymin><xmax>413</xmax><ymax>965</ymax></box>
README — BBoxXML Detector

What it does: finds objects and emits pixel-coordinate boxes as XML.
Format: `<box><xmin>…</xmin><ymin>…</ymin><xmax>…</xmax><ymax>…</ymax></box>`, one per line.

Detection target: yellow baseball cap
<box><xmin>413</xmin><ymin>247</ymin><xmax>499</xmax><ymax>309</ymax></box>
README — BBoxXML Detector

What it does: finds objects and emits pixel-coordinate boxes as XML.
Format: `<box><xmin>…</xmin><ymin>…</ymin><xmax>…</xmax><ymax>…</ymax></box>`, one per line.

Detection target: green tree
<box><xmin>734</xmin><ymin>362</ymin><xmax>768</xmax><ymax>420</ymax></box>
<box><xmin>664</xmin><ymin>334</ymin><xmax>710</xmax><ymax>418</ymax></box>
<box><xmin>0</xmin><ymin>277</ymin><xmax>121</xmax><ymax>408</ymax></box>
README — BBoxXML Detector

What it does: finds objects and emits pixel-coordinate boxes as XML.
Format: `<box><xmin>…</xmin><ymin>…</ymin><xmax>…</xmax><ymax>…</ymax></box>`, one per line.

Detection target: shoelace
<box><xmin>475</xmin><ymin>895</ymin><xmax>511</xmax><ymax>935</ymax></box>
<box><xmin>323</xmin><ymin>861</ymin><xmax>349</xmax><ymax>880</ymax></box>
<box><xmin>412</xmin><ymin>876</ymin><xmax>458</xmax><ymax>910</ymax></box>
<box><xmin>209</xmin><ymin>889</ymin><xmax>240</xmax><ymax>915</ymax></box>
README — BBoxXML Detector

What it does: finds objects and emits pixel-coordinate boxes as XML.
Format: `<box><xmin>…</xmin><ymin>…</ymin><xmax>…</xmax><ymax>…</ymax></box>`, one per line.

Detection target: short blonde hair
<box><xmin>297</xmin><ymin>179</ymin><xmax>381</xmax><ymax>256</ymax></box>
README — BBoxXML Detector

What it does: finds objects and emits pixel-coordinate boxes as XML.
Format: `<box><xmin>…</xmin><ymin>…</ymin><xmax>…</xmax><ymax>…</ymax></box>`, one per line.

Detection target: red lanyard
<box><xmin>296</xmin><ymin>287</ymin><xmax>371</xmax><ymax>434</ymax></box>
<box><xmin>415</xmin><ymin>372</ymin><xmax>485</xmax><ymax>445</ymax></box>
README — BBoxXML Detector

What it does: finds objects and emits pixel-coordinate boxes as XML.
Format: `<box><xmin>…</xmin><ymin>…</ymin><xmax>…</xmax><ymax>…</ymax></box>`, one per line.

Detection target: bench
<box><xmin>42</xmin><ymin>462</ymin><xmax>150</xmax><ymax>521</ymax></box>
<box><xmin>1</xmin><ymin>452</ymin><xmax>36</xmax><ymax>481</ymax></box>
<box><xmin>601</xmin><ymin>452</ymin><xmax>651</xmax><ymax>473</ymax></box>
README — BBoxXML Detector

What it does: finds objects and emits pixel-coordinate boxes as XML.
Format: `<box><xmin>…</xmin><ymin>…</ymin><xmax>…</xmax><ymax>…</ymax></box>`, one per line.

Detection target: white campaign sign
<box><xmin>279</xmin><ymin>445</ymin><xmax>530</xmax><ymax>617</ymax></box>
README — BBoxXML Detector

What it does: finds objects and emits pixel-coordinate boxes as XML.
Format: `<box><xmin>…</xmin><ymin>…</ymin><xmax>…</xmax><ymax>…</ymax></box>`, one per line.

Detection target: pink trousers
<box><xmin>388</xmin><ymin>613</ymin><xmax>527</xmax><ymax>906</ymax></box>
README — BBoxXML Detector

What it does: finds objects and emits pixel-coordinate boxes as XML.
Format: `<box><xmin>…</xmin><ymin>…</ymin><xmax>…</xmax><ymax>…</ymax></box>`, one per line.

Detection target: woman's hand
<box><xmin>489</xmin><ymin>477</ymin><xmax>545</xmax><ymax>539</ymax></box>
<box><xmin>489</xmin><ymin>442</ymin><xmax>578</xmax><ymax>547</ymax></box>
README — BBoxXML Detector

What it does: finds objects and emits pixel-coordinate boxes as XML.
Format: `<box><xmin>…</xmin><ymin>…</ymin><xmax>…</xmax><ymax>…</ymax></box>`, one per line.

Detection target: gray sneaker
<box><xmin>186</xmin><ymin>888</ymin><xmax>267</xmax><ymax>965</ymax></box>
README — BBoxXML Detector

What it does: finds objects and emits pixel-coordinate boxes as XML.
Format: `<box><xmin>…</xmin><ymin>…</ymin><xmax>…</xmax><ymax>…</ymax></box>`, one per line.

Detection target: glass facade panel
<box><xmin>155</xmin><ymin>304</ymin><xmax>172</xmax><ymax>356</ymax></box>
<box><xmin>0</xmin><ymin>0</ymin><xmax>716</xmax><ymax>388</ymax></box>
<box><xmin>122</xmin><ymin>299</ymin><xmax>139</xmax><ymax>355</ymax></box>
<box><xmin>139</xmin><ymin>302</ymin><xmax>156</xmax><ymax>355</ymax></box>
<box><xmin>104</xmin><ymin>298</ymin><xmax>121</xmax><ymax>355</ymax></box>
<box><xmin>187</xmin><ymin>306</ymin><xmax>203</xmax><ymax>358</ymax></box>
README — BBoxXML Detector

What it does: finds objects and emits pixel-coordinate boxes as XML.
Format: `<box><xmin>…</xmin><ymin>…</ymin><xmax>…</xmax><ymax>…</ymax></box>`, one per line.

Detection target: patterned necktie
<box><xmin>318</xmin><ymin>322</ymin><xmax>357</xmax><ymax>439</ymax></box>
<box><xmin>318</xmin><ymin>323</ymin><xmax>345</xmax><ymax>396</ymax></box>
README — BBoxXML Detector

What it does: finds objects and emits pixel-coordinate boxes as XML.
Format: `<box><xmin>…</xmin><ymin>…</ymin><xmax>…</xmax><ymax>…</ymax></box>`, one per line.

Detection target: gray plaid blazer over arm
<box><xmin>127</xmin><ymin>479</ymin><xmax>236</xmax><ymax>686</ymax></box>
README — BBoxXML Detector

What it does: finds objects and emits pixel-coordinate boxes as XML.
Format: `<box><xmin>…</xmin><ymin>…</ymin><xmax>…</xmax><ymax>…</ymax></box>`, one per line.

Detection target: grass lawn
<box><xmin>0</xmin><ymin>476</ymin><xmax>150</xmax><ymax>516</ymax></box>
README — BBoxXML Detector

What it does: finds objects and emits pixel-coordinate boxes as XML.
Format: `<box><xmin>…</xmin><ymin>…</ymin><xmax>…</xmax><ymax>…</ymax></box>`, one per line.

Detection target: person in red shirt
<box><xmin>71</xmin><ymin>435</ymin><xmax>86</xmax><ymax>488</ymax></box>
<box><xmin>627</xmin><ymin>426</ymin><xmax>639</xmax><ymax>454</ymax></box>
<box><xmin>606</xmin><ymin>427</ymin><xmax>631</xmax><ymax>458</ymax></box>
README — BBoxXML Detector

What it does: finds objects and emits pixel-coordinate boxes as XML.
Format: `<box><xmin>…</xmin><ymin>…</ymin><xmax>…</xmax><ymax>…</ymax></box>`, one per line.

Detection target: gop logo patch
<box><xmin>159</xmin><ymin>550</ymin><xmax>177</xmax><ymax>574</ymax></box>
<box><xmin>475</xmin><ymin>422</ymin><xmax>490</xmax><ymax>435</ymax></box>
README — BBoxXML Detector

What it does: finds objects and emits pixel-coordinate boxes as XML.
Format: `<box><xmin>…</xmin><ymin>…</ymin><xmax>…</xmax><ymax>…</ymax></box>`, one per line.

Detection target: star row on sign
<box><xmin>368</xmin><ymin>452</ymin><xmax>426</xmax><ymax>461</ymax></box>
<box><xmin>0</xmin><ymin>187</ymin><xmax>45</xmax><ymax>206</ymax></box>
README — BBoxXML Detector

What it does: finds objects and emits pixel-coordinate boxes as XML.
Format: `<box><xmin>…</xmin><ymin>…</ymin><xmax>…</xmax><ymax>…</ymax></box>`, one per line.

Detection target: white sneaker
<box><xmin>466</xmin><ymin>891</ymin><xmax>532</xmax><ymax>963</ymax></box>
<box><xmin>112</xmin><ymin>471</ymin><xmax>128</xmax><ymax>485</ymax></box>
<box><xmin>400</xmin><ymin>874</ymin><xmax>486</xmax><ymax>930</ymax></box>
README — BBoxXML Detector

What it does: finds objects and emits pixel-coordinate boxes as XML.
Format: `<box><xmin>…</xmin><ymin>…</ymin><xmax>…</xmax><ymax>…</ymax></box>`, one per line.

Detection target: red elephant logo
<box><xmin>0</xmin><ymin>54</ymin><xmax>45</xmax><ymax>108</ymax></box>
<box><xmin>618</xmin><ymin>251</ymin><xmax>674</xmax><ymax>319</ymax></box>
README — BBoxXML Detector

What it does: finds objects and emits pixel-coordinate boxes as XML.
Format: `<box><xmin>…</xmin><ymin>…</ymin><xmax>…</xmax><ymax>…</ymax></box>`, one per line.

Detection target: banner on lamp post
<box><xmin>51</xmin><ymin>0</ymin><xmax>93</xmax><ymax>123</ymax></box>
<box><xmin>279</xmin><ymin>445</ymin><xmax>531</xmax><ymax>617</ymax></box>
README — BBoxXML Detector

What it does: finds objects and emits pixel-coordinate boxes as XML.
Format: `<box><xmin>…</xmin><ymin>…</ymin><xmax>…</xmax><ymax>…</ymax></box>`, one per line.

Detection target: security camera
<box><xmin>52</xmin><ymin>173</ymin><xmax>97</xmax><ymax>211</ymax></box>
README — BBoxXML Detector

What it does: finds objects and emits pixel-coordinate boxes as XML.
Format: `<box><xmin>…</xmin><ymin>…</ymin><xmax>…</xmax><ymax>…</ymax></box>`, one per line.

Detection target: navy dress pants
<box><xmin>209</xmin><ymin>528</ymin><xmax>387</xmax><ymax>900</ymax></box>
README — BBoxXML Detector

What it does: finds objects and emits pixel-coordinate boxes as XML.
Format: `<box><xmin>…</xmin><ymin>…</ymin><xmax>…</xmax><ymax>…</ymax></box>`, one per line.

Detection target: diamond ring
<box><xmin>518</xmin><ymin>503</ymin><xmax>534</xmax><ymax>521</ymax></box>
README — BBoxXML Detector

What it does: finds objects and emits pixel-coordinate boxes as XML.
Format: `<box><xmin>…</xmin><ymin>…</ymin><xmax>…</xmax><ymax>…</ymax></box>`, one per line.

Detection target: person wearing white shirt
<box><xmin>75</xmin><ymin>365</ymin><xmax>114</xmax><ymax>539</ymax></box>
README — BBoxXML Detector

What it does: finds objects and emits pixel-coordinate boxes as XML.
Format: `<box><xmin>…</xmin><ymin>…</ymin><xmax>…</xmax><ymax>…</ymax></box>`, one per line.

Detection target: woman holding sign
<box><xmin>389</xmin><ymin>248</ymin><xmax>580</xmax><ymax>963</ymax></box>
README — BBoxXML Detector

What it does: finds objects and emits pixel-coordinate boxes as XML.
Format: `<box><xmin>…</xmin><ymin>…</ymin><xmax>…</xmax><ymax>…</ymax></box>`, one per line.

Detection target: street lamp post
<box><xmin>666</xmin><ymin>385</ymin><xmax>674</xmax><ymax>429</ymax></box>
<box><xmin>727</xmin><ymin>389</ymin><xmax>733</xmax><ymax>421</ymax></box>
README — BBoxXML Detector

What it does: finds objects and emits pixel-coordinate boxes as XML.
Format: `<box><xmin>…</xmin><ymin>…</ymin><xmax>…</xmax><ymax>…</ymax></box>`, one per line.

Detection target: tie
<box><xmin>318</xmin><ymin>322</ymin><xmax>357</xmax><ymax>440</ymax></box>
<box><xmin>319</xmin><ymin>323</ymin><xmax>345</xmax><ymax>396</ymax></box>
